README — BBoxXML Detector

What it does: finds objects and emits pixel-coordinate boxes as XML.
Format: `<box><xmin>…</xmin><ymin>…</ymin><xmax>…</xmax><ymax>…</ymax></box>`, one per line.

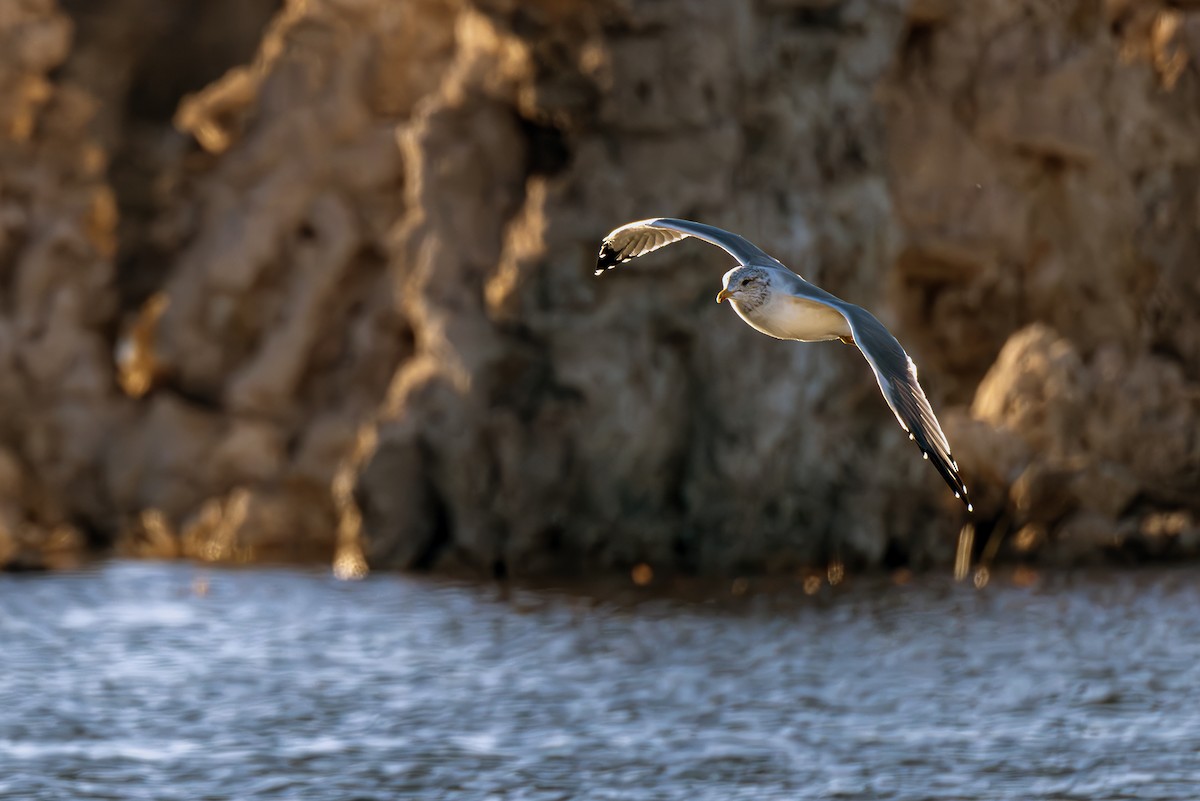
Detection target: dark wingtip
<box><xmin>595</xmin><ymin>241</ymin><xmax>619</xmax><ymax>276</ymax></box>
<box><xmin>948</xmin><ymin>462</ymin><xmax>973</xmax><ymax>514</ymax></box>
<box><xmin>913</xmin><ymin>434</ymin><xmax>973</xmax><ymax>513</ymax></box>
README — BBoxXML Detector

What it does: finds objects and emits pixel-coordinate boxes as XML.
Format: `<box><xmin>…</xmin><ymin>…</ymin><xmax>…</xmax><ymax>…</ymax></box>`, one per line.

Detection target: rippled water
<box><xmin>3</xmin><ymin>562</ymin><xmax>1200</xmax><ymax>800</ymax></box>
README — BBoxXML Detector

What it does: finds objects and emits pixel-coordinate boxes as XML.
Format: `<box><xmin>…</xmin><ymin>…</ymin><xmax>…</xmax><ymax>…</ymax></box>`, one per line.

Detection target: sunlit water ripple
<box><xmin>3</xmin><ymin>561</ymin><xmax>1200</xmax><ymax>800</ymax></box>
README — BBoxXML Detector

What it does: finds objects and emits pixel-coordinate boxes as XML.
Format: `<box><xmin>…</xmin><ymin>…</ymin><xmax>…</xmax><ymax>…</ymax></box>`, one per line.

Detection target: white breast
<box><xmin>732</xmin><ymin>294</ymin><xmax>851</xmax><ymax>342</ymax></box>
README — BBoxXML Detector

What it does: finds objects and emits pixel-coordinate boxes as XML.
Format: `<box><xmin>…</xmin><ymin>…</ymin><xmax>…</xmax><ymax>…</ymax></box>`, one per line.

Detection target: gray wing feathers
<box><xmin>838</xmin><ymin>303</ymin><xmax>972</xmax><ymax>511</ymax></box>
<box><xmin>596</xmin><ymin>218</ymin><xmax>783</xmax><ymax>275</ymax></box>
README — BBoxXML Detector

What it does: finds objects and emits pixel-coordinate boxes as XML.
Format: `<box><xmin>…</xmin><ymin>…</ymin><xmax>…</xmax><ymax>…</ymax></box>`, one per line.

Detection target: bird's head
<box><xmin>716</xmin><ymin>266</ymin><xmax>771</xmax><ymax>310</ymax></box>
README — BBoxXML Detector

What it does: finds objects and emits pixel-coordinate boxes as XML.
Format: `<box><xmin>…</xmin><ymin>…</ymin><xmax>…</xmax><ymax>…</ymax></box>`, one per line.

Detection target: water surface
<box><xmin>3</xmin><ymin>562</ymin><xmax>1199</xmax><ymax>800</ymax></box>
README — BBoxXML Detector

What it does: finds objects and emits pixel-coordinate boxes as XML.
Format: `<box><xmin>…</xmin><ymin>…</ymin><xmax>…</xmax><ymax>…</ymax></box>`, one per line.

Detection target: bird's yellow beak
<box><xmin>716</xmin><ymin>288</ymin><xmax>733</xmax><ymax>304</ymax></box>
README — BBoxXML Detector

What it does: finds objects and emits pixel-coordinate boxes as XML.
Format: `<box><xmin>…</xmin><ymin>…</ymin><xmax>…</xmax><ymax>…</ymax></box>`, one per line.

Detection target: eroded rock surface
<box><xmin>0</xmin><ymin>0</ymin><xmax>121</xmax><ymax>568</ymax></box>
<box><xmin>112</xmin><ymin>0</ymin><xmax>437</xmax><ymax>563</ymax></box>
<box><xmin>884</xmin><ymin>0</ymin><xmax>1200</xmax><ymax>564</ymax></box>
<box><xmin>3</xmin><ymin>0</ymin><xmax>1199</xmax><ymax>574</ymax></box>
<box><xmin>359</xmin><ymin>0</ymin><xmax>937</xmax><ymax>575</ymax></box>
<box><xmin>962</xmin><ymin>324</ymin><xmax>1200</xmax><ymax>563</ymax></box>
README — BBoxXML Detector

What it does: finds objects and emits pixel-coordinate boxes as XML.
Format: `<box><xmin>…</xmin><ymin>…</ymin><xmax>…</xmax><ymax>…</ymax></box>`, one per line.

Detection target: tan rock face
<box><xmin>108</xmin><ymin>0</ymin><xmax>430</xmax><ymax>563</ymax></box>
<box><xmin>966</xmin><ymin>323</ymin><xmax>1199</xmax><ymax>562</ymax></box>
<box><xmin>877</xmin><ymin>1</ymin><xmax>1200</xmax><ymax>565</ymax></box>
<box><xmin>349</xmin><ymin>0</ymin><xmax>1200</xmax><ymax>573</ymax></box>
<box><xmin>0</xmin><ymin>0</ymin><xmax>120</xmax><ymax>568</ymax></box>
<box><xmin>881</xmin><ymin>1</ymin><xmax>1200</xmax><ymax>393</ymax></box>
<box><xmin>3</xmin><ymin>0</ymin><xmax>1200</xmax><ymax>573</ymax></box>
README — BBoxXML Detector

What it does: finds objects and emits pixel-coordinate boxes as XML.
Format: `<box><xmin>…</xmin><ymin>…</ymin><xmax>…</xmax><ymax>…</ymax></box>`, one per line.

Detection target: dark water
<box><xmin>3</xmin><ymin>562</ymin><xmax>1200</xmax><ymax>800</ymax></box>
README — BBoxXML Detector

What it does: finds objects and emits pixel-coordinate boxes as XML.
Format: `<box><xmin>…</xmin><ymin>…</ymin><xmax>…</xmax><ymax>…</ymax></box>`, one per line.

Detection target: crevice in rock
<box><xmin>57</xmin><ymin>0</ymin><xmax>283</xmax><ymax>314</ymax></box>
<box><xmin>519</xmin><ymin>114</ymin><xmax>572</xmax><ymax>178</ymax></box>
<box><xmin>410</xmin><ymin>476</ymin><xmax>454</xmax><ymax>572</ymax></box>
<box><xmin>786</xmin><ymin>5</ymin><xmax>844</xmax><ymax>31</ymax></box>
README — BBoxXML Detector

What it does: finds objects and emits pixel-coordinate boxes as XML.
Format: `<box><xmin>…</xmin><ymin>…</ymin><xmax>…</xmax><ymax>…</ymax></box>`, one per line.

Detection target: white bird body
<box><xmin>596</xmin><ymin>217</ymin><xmax>973</xmax><ymax>511</ymax></box>
<box><xmin>724</xmin><ymin>267</ymin><xmax>853</xmax><ymax>343</ymax></box>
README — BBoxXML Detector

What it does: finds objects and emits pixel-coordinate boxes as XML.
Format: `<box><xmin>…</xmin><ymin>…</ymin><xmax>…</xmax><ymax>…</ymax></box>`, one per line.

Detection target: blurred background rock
<box><xmin>0</xmin><ymin>0</ymin><xmax>1197</xmax><ymax>575</ymax></box>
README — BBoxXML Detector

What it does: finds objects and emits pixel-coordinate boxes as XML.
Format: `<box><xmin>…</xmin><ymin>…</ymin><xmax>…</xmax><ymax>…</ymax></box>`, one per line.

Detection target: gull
<box><xmin>596</xmin><ymin>217</ymin><xmax>972</xmax><ymax>511</ymax></box>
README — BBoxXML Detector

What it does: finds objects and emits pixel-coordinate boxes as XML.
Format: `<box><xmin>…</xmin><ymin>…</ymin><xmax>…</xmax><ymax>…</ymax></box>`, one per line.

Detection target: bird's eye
<box><xmin>740</xmin><ymin>278</ymin><xmax>751</xmax><ymax>287</ymax></box>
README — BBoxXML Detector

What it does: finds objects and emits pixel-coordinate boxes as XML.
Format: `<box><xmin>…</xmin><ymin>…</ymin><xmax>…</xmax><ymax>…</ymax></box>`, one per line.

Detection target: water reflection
<box><xmin>2</xmin><ymin>562</ymin><xmax>1200</xmax><ymax>800</ymax></box>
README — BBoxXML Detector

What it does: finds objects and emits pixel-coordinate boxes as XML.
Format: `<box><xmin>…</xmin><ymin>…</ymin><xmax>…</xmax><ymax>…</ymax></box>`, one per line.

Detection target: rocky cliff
<box><xmin>1</xmin><ymin>0</ymin><xmax>1198</xmax><ymax>575</ymax></box>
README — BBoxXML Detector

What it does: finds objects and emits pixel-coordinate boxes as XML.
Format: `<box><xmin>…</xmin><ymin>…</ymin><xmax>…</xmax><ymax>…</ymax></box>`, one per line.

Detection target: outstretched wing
<box><xmin>832</xmin><ymin>301</ymin><xmax>972</xmax><ymax>511</ymax></box>
<box><xmin>595</xmin><ymin>218</ymin><xmax>784</xmax><ymax>275</ymax></box>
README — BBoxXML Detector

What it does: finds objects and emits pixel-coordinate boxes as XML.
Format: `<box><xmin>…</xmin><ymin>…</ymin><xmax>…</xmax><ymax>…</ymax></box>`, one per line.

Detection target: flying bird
<box><xmin>596</xmin><ymin>217</ymin><xmax>972</xmax><ymax>511</ymax></box>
